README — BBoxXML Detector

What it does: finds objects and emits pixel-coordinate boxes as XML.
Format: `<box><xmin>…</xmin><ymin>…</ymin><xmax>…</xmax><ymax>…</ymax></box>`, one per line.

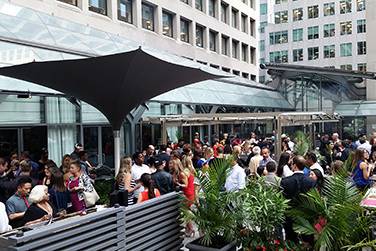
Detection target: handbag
<box><xmin>83</xmin><ymin>187</ymin><xmax>100</xmax><ymax>207</ymax></box>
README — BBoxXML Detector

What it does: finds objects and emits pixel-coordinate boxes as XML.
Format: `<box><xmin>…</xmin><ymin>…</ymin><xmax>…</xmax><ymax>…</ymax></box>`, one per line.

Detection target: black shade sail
<box><xmin>0</xmin><ymin>47</ymin><xmax>221</xmax><ymax>130</ymax></box>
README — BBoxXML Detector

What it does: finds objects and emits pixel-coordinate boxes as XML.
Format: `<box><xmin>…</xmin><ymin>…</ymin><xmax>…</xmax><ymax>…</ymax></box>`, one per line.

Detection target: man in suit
<box><xmin>280</xmin><ymin>155</ymin><xmax>316</xmax><ymax>241</ymax></box>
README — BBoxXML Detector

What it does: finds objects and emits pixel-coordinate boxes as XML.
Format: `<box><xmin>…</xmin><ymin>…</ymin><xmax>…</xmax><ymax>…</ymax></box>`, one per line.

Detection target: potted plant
<box><xmin>290</xmin><ymin>173</ymin><xmax>376</xmax><ymax>250</ymax></box>
<box><xmin>182</xmin><ymin>158</ymin><xmax>237</xmax><ymax>251</ymax></box>
<box><xmin>233</xmin><ymin>179</ymin><xmax>294</xmax><ymax>251</ymax></box>
<box><xmin>294</xmin><ymin>131</ymin><xmax>312</xmax><ymax>156</ymax></box>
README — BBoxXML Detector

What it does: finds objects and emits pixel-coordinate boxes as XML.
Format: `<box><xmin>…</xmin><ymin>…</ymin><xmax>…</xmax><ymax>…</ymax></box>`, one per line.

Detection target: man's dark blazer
<box><xmin>280</xmin><ymin>172</ymin><xmax>316</xmax><ymax>200</ymax></box>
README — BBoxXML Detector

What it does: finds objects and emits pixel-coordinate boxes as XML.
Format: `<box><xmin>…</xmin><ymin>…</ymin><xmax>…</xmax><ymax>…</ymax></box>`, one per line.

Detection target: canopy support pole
<box><xmin>114</xmin><ymin>130</ymin><xmax>121</xmax><ymax>176</ymax></box>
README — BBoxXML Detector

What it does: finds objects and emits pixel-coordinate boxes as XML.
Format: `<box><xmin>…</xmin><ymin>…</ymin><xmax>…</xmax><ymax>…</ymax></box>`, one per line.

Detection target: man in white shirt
<box><xmin>358</xmin><ymin>135</ymin><xmax>372</xmax><ymax>154</ymax></box>
<box><xmin>305</xmin><ymin>151</ymin><xmax>324</xmax><ymax>176</ymax></box>
<box><xmin>131</xmin><ymin>152</ymin><xmax>151</xmax><ymax>201</ymax></box>
<box><xmin>225</xmin><ymin>160</ymin><xmax>246</xmax><ymax>192</ymax></box>
<box><xmin>0</xmin><ymin>202</ymin><xmax>11</xmax><ymax>233</ymax></box>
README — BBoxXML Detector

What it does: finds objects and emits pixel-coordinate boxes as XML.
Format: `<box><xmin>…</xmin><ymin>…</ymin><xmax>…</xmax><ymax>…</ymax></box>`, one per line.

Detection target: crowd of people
<box><xmin>1</xmin><ymin>130</ymin><xmax>375</xmax><ymax>242</ymax></box>
<box><xmin>111</xmin><ymin>131</ymin><xmax>376</xmax><ymax>240</ymax></box>
<box><xmin>0</xmin><ymin>144</ymin><xmax>96</xmax><ymax>231</ymax></box>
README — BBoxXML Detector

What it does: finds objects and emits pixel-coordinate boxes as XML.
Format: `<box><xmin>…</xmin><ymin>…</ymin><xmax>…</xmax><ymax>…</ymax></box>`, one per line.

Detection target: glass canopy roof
<box><xmin>0</xmin><ymin>0</ymin><xmax>292</xmax><ymax>110</ymax></box>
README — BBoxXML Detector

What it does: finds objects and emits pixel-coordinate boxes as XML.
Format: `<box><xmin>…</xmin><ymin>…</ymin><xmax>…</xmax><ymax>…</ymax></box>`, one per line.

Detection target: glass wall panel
<box><xmin>84</xmin><ymin>127</ymin><xmax>99</xmax><ymax>166</ymax></box>
<box><xmin>0</xmin><ymin>129</ymin><xmax>18</xmax><ymax>159</ymax></box>
<box><xmin>46</xmin><ymin>97</ymin><xmax>78</xmax><ymax>164</ymax></box>
<box><xmin>24</xmin><ymin>126</ymin><xmax>47</xmax><ymax>161</ymax></box>
<box><xmin>102</xmin><ymin>127</ymin><xmax>114</xmax><ymax>168</ymax></box>
<box><xmin>0</xmin><ymin>95</ymin><xmax>42</xmax><ymax>124</ymax></box>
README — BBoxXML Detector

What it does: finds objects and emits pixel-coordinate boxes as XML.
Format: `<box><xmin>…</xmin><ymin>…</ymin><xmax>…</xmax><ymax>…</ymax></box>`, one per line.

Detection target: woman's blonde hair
<box><xmin>29</xmin><ymin>185</ymin><xmax>48</xmax><ymax>204</ymax></box>
<box><xmin>170</xmin><ymin>158</ymin><xmax>184</xmax><ymax>174</ymax></box>
<box><xmin>181</xmin><ymin>155</ymin><xmax>195</xmax><ymax>174</ymax></box>
<box><xmin>116</xmin><ymin>157</ymin><xmax>132</xmax><ymax>185</ymax></box>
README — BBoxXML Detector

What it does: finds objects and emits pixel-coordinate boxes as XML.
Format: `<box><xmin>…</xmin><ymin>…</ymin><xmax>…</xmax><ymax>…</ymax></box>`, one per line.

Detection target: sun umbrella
<box><xmin>0</xmin><ymin>47</ymin><xmax>222</xmax><ymax>174</ymax></box>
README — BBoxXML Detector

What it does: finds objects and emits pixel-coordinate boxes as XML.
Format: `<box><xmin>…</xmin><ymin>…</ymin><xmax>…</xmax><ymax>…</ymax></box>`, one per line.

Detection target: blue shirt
<box><xmin>6</xmin><ymin>193</ymin><xmax>29</xmax><ymax>215</ymax></box>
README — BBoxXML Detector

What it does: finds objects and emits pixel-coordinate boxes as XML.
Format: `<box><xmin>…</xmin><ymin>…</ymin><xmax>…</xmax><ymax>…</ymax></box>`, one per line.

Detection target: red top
<box><xmin>183</xmin><ymin>173</ymin><xmax>195</xmax><ymax>196</ymax></box>
<box><xmin>139</xmin><ymin>189</ymin><xmax>161</xmax><ymax>202</ymax></box>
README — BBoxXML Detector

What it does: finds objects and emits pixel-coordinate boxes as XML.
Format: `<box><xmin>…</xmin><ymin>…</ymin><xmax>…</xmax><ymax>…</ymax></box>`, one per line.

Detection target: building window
<box><xmin>241</xmin><ymin>43</ymin><xmax>248</xmax><ymax>62</ymax></box>
<box><xmin>269</xmin><ymin>50</ymin><xmax>288</xmax><ymax>63</ymax></box>
<box><xmin>323</xmin><ymin>2</ymin><xmax>335</xmax><ymax>16</ymax></box>
<box><xmin>281</xmin><ymin>51</ymin><xmax>288</xmax><ymax>63</ymax></box>
<box><xmin>260</xmin><ymin>3</ymin><xmax>267</xmax><ymax>15</ymax></box>
<box><xmin>221</xmin><ymin>35</ymin><xmax>229</xmax><ymax>55</ymax></box>
<box><xmin>340</xmin><ymin>0</ymin><xmax>352</xmax><ymax>14</ymax></box>
<box><xmin>340</xmin><ymin>64</ymin><xmax>352</xmax><ymax>70</ymax></box>
<box><xmin>259</xmin><ymin>21</ymin><xmax>267</xmax><ymax>33</ymax></box>
<box><xmin>357</xmin><ymin>19</ymin><xmax>366</xmax><ymax>33</ymax></box>
<box><xmin>221</xmin><ymin>2</ymin><xmax>228</xmax><ymax>23</ymax></box>
<box><xmin>233</xmin><ymin>70</ymin><xmax>240</xmax><ymax>76</ymax></box>
<box><xmin>275</xmin><ymin>11</ymin><xmax>288</xmax><ymax>24</ymax></box>
<box><xmin>340</xmin><ymin>21</ymin><xmax>352</xmax><ymax>35</ymax></box>
<box><xmin>357</xmin><ymin>0</ymin><xmax>365</xmax><ymax>11</ymax></box>
<box><xmin>270</xmin><ymin>30</ymin><xmax>288</xmax><ymax>45</ymax></box>
<box><xmin>293</xmin><ymin>49</ymin><xmax>303</xmax><ymax>62</ymax></box>
<box><xmin>260</xmin><ymin>40</ymin><xmax>265</xmax><ymax>52</ymax></box>
<box><xmin>196</xmin><ymin>25</ymin><xmax>204</xmax><ymax>48</ymax></box>
<box><xmin>259</xmin><ymin>76</ymin><xmax>266</xmax><ymax>83</ymax></box>
<box><xmin>162</xmin><ymin>11</ymin><xmax>173</xmax><ymax>37</ymax></box>
<box><xmin>142</xmin><ymin>3</ymin><xmax>154</xmax><ymax>31</ymax></box>
<box><xmin>58</xmin><ymin>0</ymin><xmax>77</xmax><ymax>6</ymax></box>
<box><xmin>308</xmin><ymin>47</ymin><xmax>319</xmax><ymax>60</ymax></box>
<box><xmin>293</xmin><ymin>28</ymin><xmax>303</xmax><ymax>42</ymax></box>
<box><xmin>250</xmin><ymin>19</ymin><xmax>255</xmax><ymax>37</ymax></box>
<box><xmin>180</xmin><ymin>19</ymin><xmax>190</xmax><ymax>43</ymax></box>
<box><xmin>250</xmin><ymin>47</ymin><xmax>256</xmax><ymax>64</ymax></box>
<box><xmin>340</xmin><ymin>43</ymin><xmax>352</xmax><ymax>57</ymax></box>
<box><xmin>308</xmin><ymin>5</ymin><xmax>319</xmax><ymax>18</ymax></box>
<box><xmin>195</xmin><ymin>0</ymin><xmax>203</xmax><ymax>11</ymax></box>
<box><xmin>232</xmin><ymin>8</ymin><xmax>239</xmax><ymax>29</ymax></box>
<box><xmin>323</xmin><ymin>23</ymin><xmax>335</xmax><ymax>37</ymax></box>
<box><xmin>293</xmin><ymin>8</ymin><xmax>303</xmax><ymax>21</ymax></box>
<box><xmin>358</xmin><ymin>63</ymin><xmax>367</xmax><ymax>72</ymax></box>
<box><xmin>118</xmin><ymin>0</ymin><xmax>132</xmax><ymax>23</ymax></box>
<box><xmin>275</xmin><ymin>0</ymin><xmax>288</xmax><ymax>4</ymax></box>
<box><xmin>241</xmin><ymin>15</ymin><xmax>248</xmax><ymax>33</ymax></box>
<box><xmin>324</xmin><ymin>45</ymin><xmax>335</xmax><ymax>58</ymax></box>
<box><xmin>89</xmin><ymin>0</ymin><xmax>107</xmax><ymax>15</ymax></box>
<box><xmin>232</xmin><ymin>40</ymin><xmax>239</xmax><ymax>59</ymax></box>
<box><xmin>308</xmin><ymin>26</ymin><xmax>319</xmax><ymax>40</ymax></box>
<box><xmin>209</xmin><ymin>30</ymin><xmax>217</xmax><ymax>52</ymax></box>
<box><xmin>209</xmin><ymin>0</ymin><xmax>216</xmax><ymax>17</ymax></box>
<box><xmin>357</xmin><ymin>41</ymin><xmax>366</xmax><ymax>55</ymax></box>
<box><xmin>269</xmin><ymin>51</ymin><xmax>278</xmax><ymax>63</ymax></box>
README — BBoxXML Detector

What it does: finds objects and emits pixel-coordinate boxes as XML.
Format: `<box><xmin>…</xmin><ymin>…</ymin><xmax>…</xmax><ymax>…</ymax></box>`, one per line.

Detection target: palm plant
<box><xmin>181</xmin><ymin>158</ymin><xmax>237</xmax><ymax>247</ymax></box>
<box><xmin>233</xmin><ymin>180</ymin><xmax>291</xmax><ymax>250</ymax></box>
<box><xmin>294</xmin><ymin>131</ymin><xmax>312</xmax><ymax>156</ymax></box>
<box><xmin>290</xmin><ymin>173</ymin><xmax>374</xmax><ymax>250</ymax></box>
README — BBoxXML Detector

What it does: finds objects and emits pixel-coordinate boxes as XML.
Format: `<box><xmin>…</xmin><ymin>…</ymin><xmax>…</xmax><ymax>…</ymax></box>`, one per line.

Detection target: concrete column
<box><xmin>192</xmin><ymin>21</ymin><xmax>197</xmax><ymax>47</ymax></box>
<box><xmin>134</xmin><ymin>0</ymin><xmax>142</xmax><ymax>28</ymax></box>
<box><xmin>109</xmin><ymin>0</ymin><xmax>117</xmax><ymax>21</ymax></box>
<box><xmin>217</xmin><ymin>32</ymin><xmax>222</xmax><ymax>55</ymax></box>
<box><xmin>204</xmin><ymin>27</ymin><xmax>210</xmax><ymax>51</ymax></box>
<box><xmin>81</xmin><ymin>0</ymin><xmax>89</xmax><ymax>14</ymax></box>
<box><xmin>174</xmin><ymin>14</ymin><xmax>181</xmax><ymax>41</ymax></box>
<box><xmin>155</xmin><ymin>5</ymin><xmax>163</xmax><ymax>34</ymax></box>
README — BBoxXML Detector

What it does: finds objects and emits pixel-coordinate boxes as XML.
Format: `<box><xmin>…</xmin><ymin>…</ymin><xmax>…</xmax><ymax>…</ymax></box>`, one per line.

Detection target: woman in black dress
<box><xmin>23</xmin><ymin>185</ymin><xmax>57</xmax><ymax>226</ymax></box>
